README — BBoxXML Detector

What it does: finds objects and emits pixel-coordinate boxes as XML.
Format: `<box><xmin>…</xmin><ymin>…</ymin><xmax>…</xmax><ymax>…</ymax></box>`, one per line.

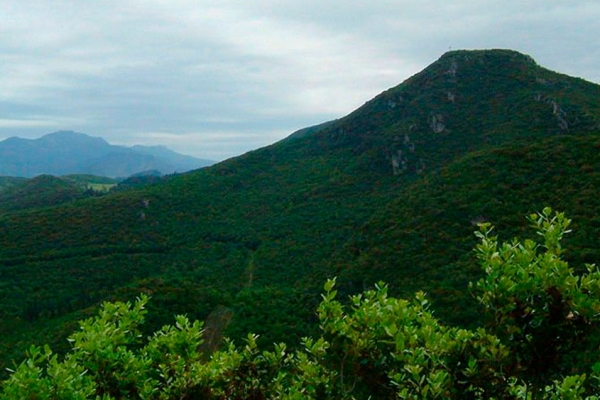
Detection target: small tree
<box><xmin>317</xmin><ymin>280</ymin><xmax>509</xmax><ymax>398</ymax></box>
<box><xmin>472</xmin><ymin>207</ymin><xmax>600</xmax><ymax>395</ymax></box>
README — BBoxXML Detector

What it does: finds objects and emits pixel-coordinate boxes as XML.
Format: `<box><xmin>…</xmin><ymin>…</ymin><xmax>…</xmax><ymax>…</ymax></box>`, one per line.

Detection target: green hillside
<box><xmin>1</xmin><ymin>49</ymin><xmax>600</xmax><ymax>377</ymax></box>
<box><xmin>0</xmin><ymin>177</ymin><xmax>27</xmax><ymax>192</ymax></box>
<box><xmin>0</xmin><ymin>175</ymin><xmax>90</xmax><ymax>213</ymax></box>
<box><xmin>0</xmin><ymin>174</ymin><xmax>120</xmax><ymax>213</ymax></box>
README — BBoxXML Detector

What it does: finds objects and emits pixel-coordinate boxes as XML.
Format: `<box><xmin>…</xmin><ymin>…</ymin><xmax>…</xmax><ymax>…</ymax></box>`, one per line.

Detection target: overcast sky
<box><xmin>1</xmin><ymin>1</ymin><xmax>598</xmax><ymax>161</ymax></box>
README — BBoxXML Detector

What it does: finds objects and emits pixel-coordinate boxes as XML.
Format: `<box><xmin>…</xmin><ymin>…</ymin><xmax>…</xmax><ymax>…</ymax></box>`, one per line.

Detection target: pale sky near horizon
<box><xmin>1</xmin><ymin>1</ymin><xmax>598</xmax><ymax>161</ymax></box>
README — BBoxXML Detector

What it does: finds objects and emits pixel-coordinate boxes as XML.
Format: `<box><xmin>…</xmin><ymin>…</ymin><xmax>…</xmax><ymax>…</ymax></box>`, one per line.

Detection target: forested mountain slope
<box><xmin>1</xmin><ymin>49</ymin><xmax>599</xmax><ymax>372</ymax></box>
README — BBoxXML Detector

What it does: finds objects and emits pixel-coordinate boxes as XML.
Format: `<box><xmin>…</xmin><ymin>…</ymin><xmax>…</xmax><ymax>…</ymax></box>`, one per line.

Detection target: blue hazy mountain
<box><xmin>0</xmin><ymin>131</ymin><xmax>214</xmax><ymax>178</ymax></box>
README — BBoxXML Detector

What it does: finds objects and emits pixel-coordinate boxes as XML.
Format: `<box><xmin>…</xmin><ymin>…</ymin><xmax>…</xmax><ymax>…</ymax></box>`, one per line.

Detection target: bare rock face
<box><xmin>445</xmin><ymin>60</ymin><xmax>458</xmax><ymax>82</ymax></box>
<box><xmin>533</xmin><ymin>94</ymin><xmax>570</xmax><ymax>133</ymax></box>
<box><xmin>391</xmin><ymin>149</ymin><xmax>407</xmax><ymax>175</ymax></box>
<box><xmin>389</xmin><ymin>133</ymin><xmax>421</xmax><ymax>175</ymax></box>
<box><xmin>429</xmin><ymin>113</ymin><xmax>446</xmax><ymax>133</ymax></box>
<box><xmin>550</xmin><ymin>101</ymin><xmax>569</xmax><ymax>132</ymax></box>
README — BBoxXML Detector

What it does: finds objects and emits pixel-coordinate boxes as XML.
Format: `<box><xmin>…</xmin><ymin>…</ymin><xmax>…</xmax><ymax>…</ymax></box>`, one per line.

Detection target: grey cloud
<box><xmin>0</xmin><ymin>1</ymin><xmax>598</xmax><ymax>161</ymax></box>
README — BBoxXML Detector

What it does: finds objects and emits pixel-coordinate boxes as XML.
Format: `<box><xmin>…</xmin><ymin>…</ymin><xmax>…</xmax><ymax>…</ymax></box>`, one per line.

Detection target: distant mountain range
<box><xmin>0</xmin><ymin>131</ymin><xmax>214</xmax><ymax>178</ymax></box>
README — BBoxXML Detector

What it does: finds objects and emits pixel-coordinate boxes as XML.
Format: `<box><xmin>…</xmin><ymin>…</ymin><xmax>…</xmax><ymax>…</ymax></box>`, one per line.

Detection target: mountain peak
<box><xmin>281</xmin><ymin>48</ymin><xmax>600</xmax><ymax>177</ymax></box>
<box><xmin>39</xmin><ymin>131</ymin><xmax>109</xmax><ymax>146</ymax></box>
<box><xmin>437</xmin><ymin>48</ymin><xmax>537</xmax><ymax>66</ymax></box>
<box><xmin>43</xmin><ymin>130</ymin><xmax>85</xmax><ymax>138</ymax></box>
<box><xmin>399</xmin><ymin>48</ymin><xmax>541</xmax><ymax>92</ymax></box>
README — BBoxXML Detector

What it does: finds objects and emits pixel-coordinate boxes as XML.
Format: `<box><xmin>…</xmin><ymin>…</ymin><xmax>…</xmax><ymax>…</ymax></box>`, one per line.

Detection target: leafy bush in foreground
<box><xmin>2</xmin><ymin>208</ymin><xmax>600</xmax><ymax>399</ymax></box>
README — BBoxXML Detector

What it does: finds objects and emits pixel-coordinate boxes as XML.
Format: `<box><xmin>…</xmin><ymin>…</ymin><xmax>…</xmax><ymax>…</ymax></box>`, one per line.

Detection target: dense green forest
<box><xmin>1</xmin><ymin>49</ymin><xmax>600</xmax><ymax>396</ymax></box>
<box><xmin>2</xmin><ymin>209</ymin><xmax>600</xmax><ymax>398</ymax></box>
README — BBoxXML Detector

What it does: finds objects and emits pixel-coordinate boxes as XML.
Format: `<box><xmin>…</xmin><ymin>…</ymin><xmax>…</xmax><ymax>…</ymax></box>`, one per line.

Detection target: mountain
<box><xmin>0</xmin><ymin>176</ymin><xmax>27</xmax><ymax>192</ymax></box>
<box><xmin>0</xmin><ymin>175</ymin><xmax>87</xmax><ymax>213</ymax></box>
<box><xmin>131</xmin><ymin>145</ymin><xmax>209</xmax><ymax>172</ymax></box>
<box><xmin>1</xmin><ymin>49</ymin><xmax>600</xmax><ymax>373</ymax></box>
<box><xmin>0</xmin><ymin>131</ymin><xmax>215</xmax><ymax>178</ymax></box>
<box><xmin>0</xmin><ymin>174</ymin><xmax>121</xmax><ymax>213</ymax></box>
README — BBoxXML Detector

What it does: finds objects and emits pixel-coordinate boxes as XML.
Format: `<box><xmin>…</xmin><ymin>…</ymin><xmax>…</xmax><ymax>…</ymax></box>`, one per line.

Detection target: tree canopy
<box><xmin>2</xmin><ymin>208</ymin><xmax>600</xmax><ymax>399</ymax></box>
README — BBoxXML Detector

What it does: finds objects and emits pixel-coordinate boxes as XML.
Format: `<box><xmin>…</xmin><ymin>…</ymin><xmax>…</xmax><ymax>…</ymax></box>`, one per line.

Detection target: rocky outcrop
<box><xmin>534</xmin><ymin>94</ymin><xmax>569</xmax><ymax>132</ymax></box>
<box><xmin>445</xmin><ymin>60</ymin><xmax>458</xmax><ymax>83</ymax></box>
<box><xmin>389</xmin><ymin>133</ymin><xmax>423</xmax><ymax>175</ymax></box>
<box><xmin>391</xmin><ymin>149</ymin><xmax>407</xmax><ymax>175</ymax></box>
<box><xmin>429</xmin><ymin>113</ymin><xmax>446</xmax><ymax>133</ymax></box>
